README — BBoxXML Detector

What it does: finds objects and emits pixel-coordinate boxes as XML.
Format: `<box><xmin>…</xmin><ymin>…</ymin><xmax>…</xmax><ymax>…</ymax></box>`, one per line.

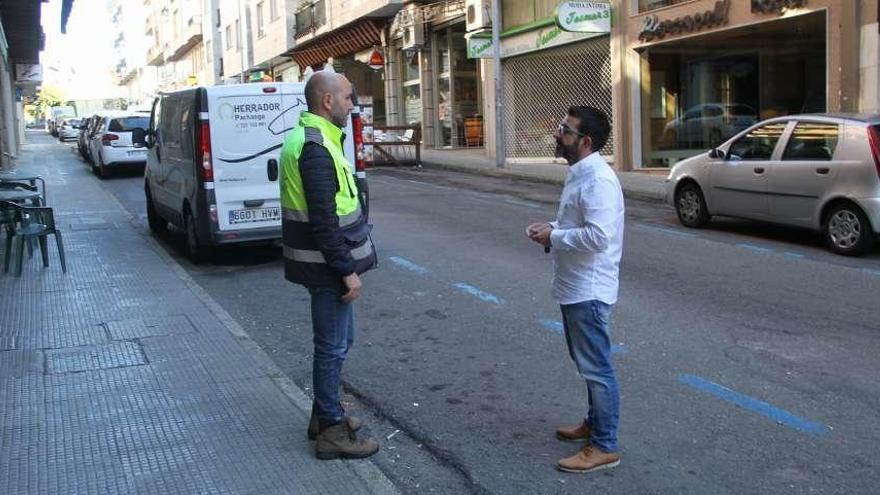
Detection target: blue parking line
<box><xmin>737</xmin><ymin>243</ymin><xmax>775</xmax><ymax>253</ymax></box>
<box><xmin>637</xmin><ymin>224</ymin><xmax>698</xmax><ymax>238</ymax></box>
<box><xmin>861</xmin><ymin>268</ymin><xmax>880</xmax><ymax>277</ymax></box>
<box><xmin>782</xmin><ymin>251</ymin><xmax>805</xmax><ymax>259</ymax></box>
<box><xmin>679</xmin><ymin>374</ymin><xmax>829</xmax><ymax>436</ymax></box>
<box><xmin>388</xmin><ymin>256</ymin><xmax>429</xmax><ymax>275</ymax></box>
<box><xmin>451</xmin><ymin>283</ymin><xmax>503</xmax><ymax>305</ymax></box>
<box><xmin>538</xmin><ymin>319</ymin><xmax>627</xmax><ymax>354</ymax></box>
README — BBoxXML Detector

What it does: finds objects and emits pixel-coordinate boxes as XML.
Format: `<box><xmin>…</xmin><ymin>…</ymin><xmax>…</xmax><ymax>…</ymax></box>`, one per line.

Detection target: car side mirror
<box><xmin>708</xmin><ymin>148</ymin><xmax>726</xmax><ymax>159</ymax></box>
<box><xmin>131</xmin><ymin>128</ymin><xmax>148</xmax><ymax>148</ymax></box>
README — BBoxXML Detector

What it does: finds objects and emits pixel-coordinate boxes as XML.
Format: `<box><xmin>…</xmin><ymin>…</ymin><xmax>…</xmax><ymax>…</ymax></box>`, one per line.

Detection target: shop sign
<box><xmin>14</xmin><ymin>64</ymin><xmax>42</xmax><ymax>83</ymax></box>
<box><xmin>467</xmin><ymin>36</ymin><xmax>494</xmax><ymax>59</ymax></box>
<box><xmin>368</xmin><ymin>48</ymin><xmax>385</xmax><ymax>70</ymax></box>
<box><xmin>555</xmin><ymin>2</ymin><xmax>611</xmax><ymax>33</ymax></box>
<box><xmin>751</xmin><ymin>0</ymin><xmax>806</xmax><ymax>15</ymax></box>
<box><xmin>639</xmin><ymin>0</ymin><xmax>730</xmax><ymax>43</ymax></box>
<box><xmin>501</xmin><ymin>25</ymin><xmax>597</xmax><ymax>58</ymax></box>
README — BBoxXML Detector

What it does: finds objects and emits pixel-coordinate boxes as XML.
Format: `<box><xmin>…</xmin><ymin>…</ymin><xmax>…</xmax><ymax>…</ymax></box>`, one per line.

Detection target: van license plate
<box><xmin>228</xmin><ymin>207</ymin><xmax>280</xmax><ymax>224</ymax></box>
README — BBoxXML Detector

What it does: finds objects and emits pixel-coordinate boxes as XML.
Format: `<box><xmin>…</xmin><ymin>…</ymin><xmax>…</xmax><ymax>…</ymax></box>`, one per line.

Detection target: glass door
<box><xmin>434</xmin><ymin>24</ymin><xmax>480</xmax><ymax>148</ymax></box>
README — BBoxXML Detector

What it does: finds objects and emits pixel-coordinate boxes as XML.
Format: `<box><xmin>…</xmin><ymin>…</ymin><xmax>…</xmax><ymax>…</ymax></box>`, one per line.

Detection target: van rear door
<box><xmin>208</xmin><ymin>83</ymin><xmax>297</xmax><ymax>233</ymax></box>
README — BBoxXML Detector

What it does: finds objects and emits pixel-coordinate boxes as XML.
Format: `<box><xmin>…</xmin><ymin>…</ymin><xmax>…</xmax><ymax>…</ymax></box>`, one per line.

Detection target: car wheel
<box><xmin>97</xmin><ymin>155</ymin><xmax>109</xmax><ymax>179</ymax></box>
<box><xmin>675</xmin><ymin>182</ymin><xmax>711</xmax><ymax>228</ymax></box>
<box><xmin>184</xmin><ymin>208</ymin><xmax>209</xmax><ymax>264</ymax></box>
<box><xmin>823</xmin><ymin>203</ymin><xmax>874</xmax><ymax>256</ymax></box>
<box><xmin>145</xmin><ymin>187</ymin><xmax>167</xmax><ymax>234</ymax></box>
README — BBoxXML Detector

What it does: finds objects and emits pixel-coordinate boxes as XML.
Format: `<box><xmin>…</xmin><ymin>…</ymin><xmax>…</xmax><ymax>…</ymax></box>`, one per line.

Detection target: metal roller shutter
<box><xmin>502</xmin><ymin>36</ymin><xmax>613</xmax><ymax>158</ymax></box>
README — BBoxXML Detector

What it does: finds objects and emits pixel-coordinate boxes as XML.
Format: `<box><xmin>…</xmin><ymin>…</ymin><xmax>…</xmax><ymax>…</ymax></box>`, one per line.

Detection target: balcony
<box><xmin>166</xmin><ymin>14</ymin><xmax>203</xmax><ymax>62</ymax></box>
<box><xmin>147</xmin><ymin>43</ymin><xmax>164</xmax><ymax>66</ymax></box>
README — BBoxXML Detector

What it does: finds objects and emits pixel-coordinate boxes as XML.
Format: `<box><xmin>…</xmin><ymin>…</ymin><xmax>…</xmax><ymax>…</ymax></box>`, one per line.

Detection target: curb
<box><xmin>418</xmin><ymin>159</ymin><xmax>669</xmax><ymax>204</ymax></box>
<box><xmin>102</xmin><ymin>183</ymin><xmax>400</xmax><ymax>495</ymax></box>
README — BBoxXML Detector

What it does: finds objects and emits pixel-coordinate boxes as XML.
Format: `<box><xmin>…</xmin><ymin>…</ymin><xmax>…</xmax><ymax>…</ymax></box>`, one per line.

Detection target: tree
<box><xmin>30</xmin><ymin>85</ymin><xmax>68</xmax><ymax>119</ymax></box>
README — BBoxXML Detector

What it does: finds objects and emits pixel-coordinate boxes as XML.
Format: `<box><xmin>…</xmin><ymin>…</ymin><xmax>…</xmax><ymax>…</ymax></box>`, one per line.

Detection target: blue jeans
<box><xmin>561</xmin><ymin>300</ymin><xmax>620</xmax><ymax>453</ymax></box>
<box><xmin>308</xmin><ymin>286</ymin><xmax>354</xmax><ymax>429</ymax></box>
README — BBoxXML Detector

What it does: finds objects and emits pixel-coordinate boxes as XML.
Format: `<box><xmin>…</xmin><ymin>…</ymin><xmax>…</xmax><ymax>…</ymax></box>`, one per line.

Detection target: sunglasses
<box><xmin>556</xmin><ymin>121</ymin><xmax>585</xmax><ymax>137</ymax></box>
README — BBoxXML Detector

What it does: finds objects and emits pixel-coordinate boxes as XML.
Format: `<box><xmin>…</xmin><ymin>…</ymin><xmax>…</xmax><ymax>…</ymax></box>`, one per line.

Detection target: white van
<box><xmin>141</xmin><ymin>82</ymin><xmax>361</xmax><ymax>262</ymax></box>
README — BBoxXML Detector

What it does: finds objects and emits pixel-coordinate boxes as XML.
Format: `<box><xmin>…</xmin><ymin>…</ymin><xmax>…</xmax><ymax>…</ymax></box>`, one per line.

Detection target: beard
<box><xmin>555</xmin><ymin>139</ymin><xmax>579</xmax><ymax>165</ymax></box>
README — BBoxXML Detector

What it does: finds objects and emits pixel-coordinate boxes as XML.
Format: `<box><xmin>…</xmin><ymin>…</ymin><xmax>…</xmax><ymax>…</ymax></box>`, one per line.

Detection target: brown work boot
<box><xmin>557</xmin><ymin>445</ymin><xmax>620</xmax><ymax>473</ymax></box>
<box><xmin>555</xmin><ymin>421</ymin><xmax>592</xmax><ymax>442</ymax></box>
<box><xmin>315</xmin><ymin>421</ymin><xmax>379</xmax><ymax>460</ymax></box>
<box><xmin>308</xmin><ymin>411</ymin><xmax>363</xmax><ymax>440</ymax></box>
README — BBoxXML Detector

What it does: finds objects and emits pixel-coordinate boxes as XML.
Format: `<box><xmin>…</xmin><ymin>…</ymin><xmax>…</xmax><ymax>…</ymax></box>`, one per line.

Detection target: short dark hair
<box><xmin>568</xmin><ymin>106</ymin><xmax>610</xmax><ymax>153</ymax></box>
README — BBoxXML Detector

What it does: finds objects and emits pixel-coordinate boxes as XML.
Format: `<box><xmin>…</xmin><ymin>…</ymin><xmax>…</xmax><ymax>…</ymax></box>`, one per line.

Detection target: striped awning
<box><xmin>291</xmin><ymin>19</ymin><xmax>384</xmax><ymax>68</ymax></box>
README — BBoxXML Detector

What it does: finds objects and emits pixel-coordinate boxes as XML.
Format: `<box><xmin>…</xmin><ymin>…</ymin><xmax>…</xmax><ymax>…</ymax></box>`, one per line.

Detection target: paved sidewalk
<box><xmin>0</xmin><ymin>136</ymin><xmax>397</xmax><ymax>494</ymax></box>
<box><xmin>419</xmin><ymin>148</ymin><xmax>669</xmax><ymax>203</ymax></box>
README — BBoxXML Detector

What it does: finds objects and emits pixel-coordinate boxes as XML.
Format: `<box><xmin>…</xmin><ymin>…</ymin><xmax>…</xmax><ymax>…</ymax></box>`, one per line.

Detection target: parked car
<box><xmin>47</xmin><ymin>106</ymin><xmax>76</xmax><ymax>137</ymax></box>
<box><xmin>77</xmin><ymin>115</ymin><xmax>98</xmax><ymax>161</ymax></box>
<box><xmin>87</xmin><ymin>113</ymin><xmax>150</xmax><ymax>178</ymax></box>
<box><xmin>667</xmin><ymin>114</ymin><xmax>880</xmax><ymax>256</ymax></box>
<box><xmin>57</xmin><ymin>118</ymin><xmax>82</xmax><ymax>141</ymax></box>
<box><xmin>140</xmin><ymin>82</ymin><xmax>361</xmax><ymax>262</ymax></box>
<box><xmin>663</xmin><ymin>103</ymin><xmax>758</xmax><ymax>148</ymax></box>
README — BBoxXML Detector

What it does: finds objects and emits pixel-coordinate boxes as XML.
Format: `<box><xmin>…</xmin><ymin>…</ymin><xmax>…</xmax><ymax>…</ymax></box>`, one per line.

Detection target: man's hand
<box><xmin>341</xmin><ymin>273</ymin><xmax>362</xmax><ymax>303</ymax></box>
<box><xmin>526</xmin><ymin>222</ymin><xmax>553</xmax><ymax>248</ymax></box>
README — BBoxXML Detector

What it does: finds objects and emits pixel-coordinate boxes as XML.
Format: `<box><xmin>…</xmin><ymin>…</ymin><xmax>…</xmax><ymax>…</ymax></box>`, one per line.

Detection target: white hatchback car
<box><xmin>666</xmin><ymin>114</ymin><xmax>880</xmax><ymax>256</ymax></box>
<box><xmin>87</xmin><ymin>113</ymin><xmax>151</xmax><ymax>178</ymax></box>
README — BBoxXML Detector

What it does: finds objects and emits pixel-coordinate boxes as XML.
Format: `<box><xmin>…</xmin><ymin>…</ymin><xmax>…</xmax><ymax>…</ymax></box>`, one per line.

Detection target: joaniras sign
<box><xmin>751</xmin><ymin>0</ymin><xmax>807</xmax><ymax>14</ymax></box>
<box><xmin>638</xmin><ymin>0</ymin><xmax>730</xmax><ymax>42</ymax></box>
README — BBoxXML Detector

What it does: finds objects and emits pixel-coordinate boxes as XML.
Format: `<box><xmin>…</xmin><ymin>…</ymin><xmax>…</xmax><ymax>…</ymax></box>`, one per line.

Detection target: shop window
<box><xmin>782</xmin><ymin>122</ymin><xmax>839</xmax><ymax>161</ymax></box>
<box><xmin>641</xmin><ymin>11</ymin><xmax>826</xmax><ymax>167</ymax></box>
<box><xmin>727</xmin><ymin>123</ymin><xmax>786</xmax><ymax>161</ymax></box>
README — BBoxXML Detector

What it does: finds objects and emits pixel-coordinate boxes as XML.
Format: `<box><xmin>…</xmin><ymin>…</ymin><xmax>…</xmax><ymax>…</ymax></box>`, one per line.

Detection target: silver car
<box><xmin>666</xmin><ymin>114</ymin><xmax>880</xmax><ymax>256</ymax></box>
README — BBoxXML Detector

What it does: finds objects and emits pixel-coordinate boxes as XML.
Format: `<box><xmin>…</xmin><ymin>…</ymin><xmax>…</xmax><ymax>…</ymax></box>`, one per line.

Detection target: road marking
<box><xmin>502</xmin><ymin>198</ymin><xmax>542</xmax><ymax>209</ymax></box>
<box><xmin>451</xmin><ymin>283</ymin><xmax>503</xmax><ymax>305</ymax></box>
<box><xmin>678</xmin><ymin>374</ymin><xmax>829</xmax><ymax>436</ymax></box>
<box><xmin>782</xmin><ymin>251</ymin><xmax>805</xmax><ymax>259</ymax></box>
<box><xmin>636</xmin><ymin>224</ymin><xmax>698</xmax><ymax>238</ymax></box>
<box><xmin>388</xmin><ymin>256</ymin><xmax>429</xmax><ymax>275</ymax></box>
<box><xmin>861</xmin><ymin>268</ymin><xmax>880</xmax><ymax>277</ymax></box>
<box><xmin>736</xmin><ymin>243</ymin><xmax>775</xmax><ymax>253</ymax></box>
<box><xmin>538</xmin><ymin>319</ymin><xmax>627</xmax><ymax>354</ymax></box>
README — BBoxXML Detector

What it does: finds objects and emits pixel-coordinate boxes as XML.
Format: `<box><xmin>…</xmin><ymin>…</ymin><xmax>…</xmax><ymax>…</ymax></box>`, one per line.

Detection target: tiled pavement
<box><xmin>0</xmin><ymin>135</ymin><xmax>397</xmax><ymax>494</ymax></box>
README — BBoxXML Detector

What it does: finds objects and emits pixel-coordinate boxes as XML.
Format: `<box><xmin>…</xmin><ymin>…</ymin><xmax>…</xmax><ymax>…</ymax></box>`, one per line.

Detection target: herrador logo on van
<box><xmin>218</xmin><ymin>102</ymin><xmax>282</xmax><ymax>122</ymax></box>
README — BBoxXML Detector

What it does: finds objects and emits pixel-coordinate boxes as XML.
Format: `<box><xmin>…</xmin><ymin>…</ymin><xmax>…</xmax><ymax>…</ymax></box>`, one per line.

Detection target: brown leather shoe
<box><xmin>315</xmin><ymin>421</ymin><xmax>379</xmax><ymax>460</ymax></box>
<box><xmin>308</xmin><ymin>411</ymin><xmax>363</xmax><ymax>440</ymax></box>
<box><xmin>557</xmin><ymin>445</ymin><xmax>620</xmax><ymax>473</ymax></box>
<box><xmin>555</xmin><ymin>421</ymin><xmax>592</xmax><ymax>442</ymax></box>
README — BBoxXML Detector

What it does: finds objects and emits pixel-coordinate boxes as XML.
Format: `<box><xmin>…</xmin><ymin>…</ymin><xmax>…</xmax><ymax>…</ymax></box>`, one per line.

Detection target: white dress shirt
<box><xmin>549</xmin><ymin>152</ymin><xmax>625</xmax><ymax>305</ymax></box>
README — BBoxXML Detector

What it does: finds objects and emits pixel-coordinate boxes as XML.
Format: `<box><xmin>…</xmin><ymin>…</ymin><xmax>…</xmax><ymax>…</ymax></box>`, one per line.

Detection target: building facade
<box><xmin>620</xmin><ymin>0</ymin><xmax>880</xmax><ymax>169</ymax></box>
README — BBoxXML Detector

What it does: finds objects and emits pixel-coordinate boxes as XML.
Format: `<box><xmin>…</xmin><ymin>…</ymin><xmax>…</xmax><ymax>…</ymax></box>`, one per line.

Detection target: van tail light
<box><xmin>868</xmin><ymin>125</ymin><xmax>880</xmax><ymax>181</ymax></box>
<box><xmin>352</xmin><ymin>112</ymin><xmax>366</xmax><ymax>173</ymax></box>
<box><xmin>101</xmin><ymin>133</ymin><xmax>119</xmax><ymax>145</ymax></box>
<box><xmin>199</xmin><ymin>121</ymin><xmax>213</xmax><ymax>182</ymax></box>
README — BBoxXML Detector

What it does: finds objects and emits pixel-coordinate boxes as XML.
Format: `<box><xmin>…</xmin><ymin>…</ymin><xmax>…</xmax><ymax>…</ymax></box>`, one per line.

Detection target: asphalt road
<box><xmin>59</xmin><ymin>135</ymin><xmax>880</xmax><ymax>495</ymax></box>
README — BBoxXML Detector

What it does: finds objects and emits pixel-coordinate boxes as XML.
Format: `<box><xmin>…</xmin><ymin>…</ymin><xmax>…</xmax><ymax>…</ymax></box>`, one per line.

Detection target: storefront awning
<box><xmin>290</xmin><ymin>19</ymin><xmax>384</xmax><ymax>69</ymax></box>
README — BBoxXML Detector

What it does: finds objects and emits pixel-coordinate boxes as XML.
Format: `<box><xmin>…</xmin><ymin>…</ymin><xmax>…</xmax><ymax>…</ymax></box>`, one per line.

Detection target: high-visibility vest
<box><xmin>280</xmin><ymin>111</ymin><xmax>376</xmax><ymax>286</ymax></box>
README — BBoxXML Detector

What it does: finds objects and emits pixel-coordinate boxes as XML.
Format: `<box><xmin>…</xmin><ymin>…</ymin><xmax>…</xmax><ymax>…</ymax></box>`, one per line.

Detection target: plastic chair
<box><xmin>1</xmin><ymin>201</ymin><xmax>66</xmax><ymax>276</ymax></box>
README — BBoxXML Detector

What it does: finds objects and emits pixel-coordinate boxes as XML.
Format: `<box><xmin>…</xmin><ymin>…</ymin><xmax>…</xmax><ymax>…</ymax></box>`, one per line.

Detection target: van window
<box><xmin>109</xmin><ymin>116</ymin><xmax>150</xmax><ymax>132</ymax></box>
<box><xmin>161</xmin><ymin>100</ymin><xmax>182</xmax><ymax>148</ymax></box>
<box><xmin>782</xmin><ymin>122</ymin><xmax>839</xmax><ymax>161</ymax></box>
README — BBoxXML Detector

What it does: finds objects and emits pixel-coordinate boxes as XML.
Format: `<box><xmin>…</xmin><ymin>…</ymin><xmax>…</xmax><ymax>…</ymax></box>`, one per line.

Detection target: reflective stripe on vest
<box><xmin>283</xmin><ymin>241</ymin><xmax>374</xmax><ymax>264</ymax></box>
<box><xmin>282</xmin><ymin>206</ymin><xmax>362</xmax><ymax>227</ymax></box>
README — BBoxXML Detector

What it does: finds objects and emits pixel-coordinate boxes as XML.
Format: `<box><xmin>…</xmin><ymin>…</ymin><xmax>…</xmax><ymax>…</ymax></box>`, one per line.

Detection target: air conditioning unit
<box><xmin>466</xmin><ymin>0</ymin><xmax>491</xmax><ymax>32</ymax></box>
<box><xmin>401</xmin><ymin>8</ymin><xmax>424</xmax><ymax>50</ymax></box>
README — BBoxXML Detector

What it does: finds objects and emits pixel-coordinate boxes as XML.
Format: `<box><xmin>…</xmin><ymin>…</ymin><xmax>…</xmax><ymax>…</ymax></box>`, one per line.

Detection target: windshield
<box><xmin>108</xmin><ymin>116</ymin><xmax>150</xmax><ymax>132</ymax></box>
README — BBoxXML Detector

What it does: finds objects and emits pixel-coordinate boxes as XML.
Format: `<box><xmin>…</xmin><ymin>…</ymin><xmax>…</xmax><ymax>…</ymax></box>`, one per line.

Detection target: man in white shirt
<box><xmin>527</xmin><ymin>106</ymin><xmax>624</xmax><ymax>474</ymax></box>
